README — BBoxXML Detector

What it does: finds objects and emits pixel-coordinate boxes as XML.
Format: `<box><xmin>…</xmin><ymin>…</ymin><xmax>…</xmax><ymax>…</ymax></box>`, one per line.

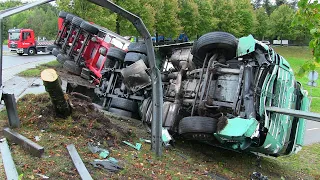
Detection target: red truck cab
<box><xmin>8</xmin><ymin>28</ymin><xmax>54</xmax><ymax>56</ymax></box>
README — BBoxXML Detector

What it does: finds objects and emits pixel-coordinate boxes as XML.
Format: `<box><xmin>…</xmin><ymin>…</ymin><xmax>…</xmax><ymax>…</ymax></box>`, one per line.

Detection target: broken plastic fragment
<box><xmin>162</xmin><ymin>128</ymin><xmax>172</xmax><ymax>146</ymax></box>
<box><xmin>122</xmin><ymin>141</ymin><xmax>142</xmax><ymax>151</ymax></box>
<box><xmin>99</xmin><ymin>150</ymin><xmax>109</xmax><ymax>159</ymax></box>
<box><xmin>36</xmin><ymin>173</ymin><xmax>49</xmax><ymax>179</ymax></box>
<box><xmin>90</xmin><ymin>159</ymin><xmax>123</xmax><ymax>172</ymax></box>
<box><xmin>139</xmin><ymin>138</ymin><xmax>151</xmax><ymax>143</ymax></box>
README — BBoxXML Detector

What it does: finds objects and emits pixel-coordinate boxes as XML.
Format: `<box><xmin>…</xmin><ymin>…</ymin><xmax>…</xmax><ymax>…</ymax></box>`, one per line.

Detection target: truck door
<box><xmin>22</xmin><ymin>31</ymin><xmax>34</xmax><ymax>48</ymax></box>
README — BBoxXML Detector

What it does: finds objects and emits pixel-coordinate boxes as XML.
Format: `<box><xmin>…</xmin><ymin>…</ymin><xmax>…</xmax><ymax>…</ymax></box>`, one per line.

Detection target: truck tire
<box><xmin>110</xmin><ymin>97</ymin><xmax>138</xmax><ymax>112</ymax></box>
<box><xmin>128</xmin><ymin>42</ymin><xmax>147</xmax><ymax>54</ymax></box>
<box><xmin>178</xmin><ymin>116</ymin><xmax>218</xmax><ymax>140</ymax></box>
<box><xmin>80</xmin><ymin>22</ymin><xmax>99</xmax><ymax>35</ymax></box>
<box><xmin>108</xmin><ymin>107</ymin><xmax>132</xmax><ymax>118</ymax></box>
<box><xmin>57</xmin><ymin>53</ymin><xmax>70</xmax><ymax>64</ymax></box>
<box><xmin>104</xmin><ymin>58</ymin><xmax>116</xmax><ymax>68</ymax></box>
<box><xmin>28</xmin><ymin>47</ymin><xmax>36</xmax><ymax>56</ymax></box>
<box><xmin>192</xmin><ymin>32</ymin><xmax>237</xmax><ymax>67</ymax></box>
<box><xmin>52</xmin><ymin>48</ymin><xmax>60</xmax><ymax>57</ymax></box>
<box><xmin>72</xmin><ymin>17</ymin><xmax>84</xmax><ymax>27</ymax></box>
<box><xmin>106</xmin><ymin>47</ymin><xmax>126</xmax><ymax>61</ymax></box>
<box><xmin>124</xmin><ymin>52</ymin><xmax>147</xmax><ymax>64</ymax></box>
<box><xmin>59</xmin><ymin>11</ymin><xmax>68</xmax><ymax>19</ymax></box>
<box><xmin>63</xmin><ymin>60</ymin><xmax>82</xmax><ymax>75</ymax></box>
<box><xmin>66</xmin><ymin>14</ymin><xmax>76</xmax><ymax>22</ymax></box>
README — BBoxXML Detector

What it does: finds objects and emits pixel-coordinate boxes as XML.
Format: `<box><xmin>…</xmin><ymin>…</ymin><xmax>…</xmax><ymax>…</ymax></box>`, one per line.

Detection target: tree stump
<box><xmin>41</xmin><ymin>69</ymin><xmax>71</xmax><ymax>118</ymax></box>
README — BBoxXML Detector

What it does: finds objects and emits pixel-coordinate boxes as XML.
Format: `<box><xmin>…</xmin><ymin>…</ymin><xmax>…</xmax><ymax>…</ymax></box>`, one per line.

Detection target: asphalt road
<box><xmin>2</xmin><ymin>53</ymin><xmax>54</xmax><ymax>69</ymax></box>
<box><xmin>304</xmin><ymin>120</ymin><xmax>320</xmax><ymax>145</ymax></box>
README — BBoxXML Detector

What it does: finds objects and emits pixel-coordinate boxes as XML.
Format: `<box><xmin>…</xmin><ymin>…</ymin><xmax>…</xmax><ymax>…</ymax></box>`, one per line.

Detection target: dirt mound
<box><xmin>18</xmin><ymin>93</ymin><xmax>130</xmax><ymax>145</ymax></box>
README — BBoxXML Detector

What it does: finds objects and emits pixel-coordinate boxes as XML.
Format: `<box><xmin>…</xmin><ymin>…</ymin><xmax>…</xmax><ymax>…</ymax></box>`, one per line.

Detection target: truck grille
<box><xmin>10</xmin><ymin>44</ymin><xmax>17</xmax><ymax>48</ymax></box>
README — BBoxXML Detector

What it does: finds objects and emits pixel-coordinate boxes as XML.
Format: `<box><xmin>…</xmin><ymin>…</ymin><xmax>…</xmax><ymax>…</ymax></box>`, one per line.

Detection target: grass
<box><xmin>18</xmin><ymin>60</ymin><xmax>62</xmax><ymax>77</ymax></box>
<box><xmin>273</xmin><ymin>46</ymin><xmax>320</xmax><ymax>113</ymax></box>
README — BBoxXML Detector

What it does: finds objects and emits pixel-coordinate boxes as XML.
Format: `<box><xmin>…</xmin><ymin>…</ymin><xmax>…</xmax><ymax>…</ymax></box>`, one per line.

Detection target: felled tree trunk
<box><xmin>41</xmin><ymin>69</ymin><xmax>71</xmax><ymax>118</ymax></box>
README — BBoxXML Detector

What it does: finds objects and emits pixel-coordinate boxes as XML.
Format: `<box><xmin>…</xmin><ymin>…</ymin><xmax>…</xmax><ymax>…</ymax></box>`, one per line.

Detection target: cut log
<box><xmin>41</xmin><ymin>69</ymin><xmax>71</xmax><ymax>118</ymax></box>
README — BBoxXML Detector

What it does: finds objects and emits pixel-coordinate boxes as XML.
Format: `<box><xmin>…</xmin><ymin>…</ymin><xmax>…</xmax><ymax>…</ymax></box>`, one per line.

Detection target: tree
<box><xmin>252</xmin><ymin>0</ymin><xmax>263</xmax><ymax>9</ymax></box>
<box><xmin>275</xmin><ymin>0</ymin><xmax>287</xmax><ymax>6</ymax></box>
<box><xmin>178</xmin><ymin>0</ymin><xmax>199</xmax><ymax>38</ymax></box>
<box><xmin>255</xmin><ymin>7</ymin><xmax>268</xmax><ymax>40</ymax></box>
<box><xmin>195</xmin><ymin>0</ymin><xmax>218</xmax><ymax>36</ymax></box>
<box><xmin>155</xmin><ymin>0</ymin><xmax>181</xmax><ymax>38</ymax></box>
<box><xmin>212</xmin><ymin>0</ymin><xmax>241</xmax><ymax>36</ymax></box>
<box><xmin>263</xmin><ymin>0</ymin><xmax>272</xmax><ymax>15</ymax></box>
<box><xmin>293</xmin><ymin>0</ymin><xmax>320</xmax><ymax>75</ymax></box>
<box><xmin>234</xmin><ymin>0</ymin><xmax>257</xmax><ymax>37</ymax></box>
<box><xmin>268</xmin><ymin>5</ymin><xmax>295</xmax><ymax>40</ymax></box>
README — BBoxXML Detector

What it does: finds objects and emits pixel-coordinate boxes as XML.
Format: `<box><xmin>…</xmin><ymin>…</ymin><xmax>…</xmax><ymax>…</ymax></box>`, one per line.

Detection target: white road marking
<box><xmin>307</xmin><ymin>128</ymin><xmax>320</xmax><ymax>131</ymax></box>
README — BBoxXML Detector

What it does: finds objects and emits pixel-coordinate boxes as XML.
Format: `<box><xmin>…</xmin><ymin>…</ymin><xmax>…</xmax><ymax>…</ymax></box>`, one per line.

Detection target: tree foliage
<box><xmin>268</xmin><ymin>5</ymin><xmax>295</xmax><ymax>40</ymax></box>
<box><xmin>255</xmin><ymin>7</ymin><xmax>268</xmax><ymax>40</ymax></box>
<box><xmin>293</xmin><ymin>0</ymin><xmax>320</xmax><ymax>75</ymax></box>
<box><xmin>0</xmin><ymin>0</ymin><xmax>312</xmax><ymax>45</ymax></box>
<box><xmin>178</xmin><ymin>0</ymin><xmax>199</xmax><ymax>37</ymax></box>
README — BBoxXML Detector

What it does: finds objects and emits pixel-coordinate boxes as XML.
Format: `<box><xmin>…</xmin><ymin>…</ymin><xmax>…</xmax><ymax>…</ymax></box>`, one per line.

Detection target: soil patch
<box><xmin>19</xmin><ymin>93</ymin><xmax>130</xmax><ymax>144</ymax></box>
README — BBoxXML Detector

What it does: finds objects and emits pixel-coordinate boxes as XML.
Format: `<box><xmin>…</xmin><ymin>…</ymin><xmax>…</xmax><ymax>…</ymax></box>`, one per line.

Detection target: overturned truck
<box><xmin>52</xmin><ymin>11</ymin><xmax>308</xmax><ymax>157</ymax></box>
<box><xmin>107</xmin><ymin>32</ymin><xmax>308</xmax><ymax>157</ymax></box>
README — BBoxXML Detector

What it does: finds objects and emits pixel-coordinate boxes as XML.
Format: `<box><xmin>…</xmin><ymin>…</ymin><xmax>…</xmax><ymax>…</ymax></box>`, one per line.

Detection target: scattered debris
<box><xmin>99</xmin><ymin>150</ymin><xmax>110</xmax><ymax>159</ymax></box>
<box><xmin>107</xmin><ymin>157</ymin><xmax>119</xmax><ymax>164</ymax></box>
<box><xmin>31</xmin><ymin>83</ymin><xmax>41</xmax><ymax>87</ymax></box>
<box><xmin>88</xmin><ymin>142</ymin><xmax>109</xmax><ymax>159</ymax></box>
<box><xmin>90</xmin><ymin>159</ymin><xmax>123</xmax><ymax>172</ymax></box>
<box><xmin>162</xmin><ymin>128</ymin><xmax>172</xmax><ymax>146</ymax></box>
<box><xmin>0</xmin><ymin>138</ymin><xmax>19</xmax><ymax>179</ymax></box>
<box><xmin>122</xmin><ymin>141</ymin><xmax>142</xmax><ymax>151</ymax></box>
<box><xmin>34</xmin><ymin>136</ymin><xmax>40</xmax><ymax>142</ymax></box>
<box><xmin>40</xmin><ymin>129</ymin><xmax>45</xmax><ymax>133</ymax></box>
<box><xmin>66</xmin><ymin>144</ymin><xmax>93</xmax><ymax>180</ymax></box>
<box><xmin>139</xmin><ymin>138</ymin><xmax>151</xmax><ymax>143</ymax></box>
<box><xmin>3</xmin><ymin>128</ymin><xmax>44</xmax><ymax>157</ymax></box>
<box><xmin>36</xmin><ymin>173</ymin><xmax>49</xmax><ymax>179</ymax></box>
<box><xmin>251</xmin><ymin>172</ymin><xmax>268</xmax><ymax>180</ymax></box>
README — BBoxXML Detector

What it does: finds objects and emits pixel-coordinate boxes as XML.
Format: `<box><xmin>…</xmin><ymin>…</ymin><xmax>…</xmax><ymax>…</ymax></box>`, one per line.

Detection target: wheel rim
<box><xmin>29</xmin><ymin>49</ymin><xmax>34</xmax><ymax>54</ymax></box>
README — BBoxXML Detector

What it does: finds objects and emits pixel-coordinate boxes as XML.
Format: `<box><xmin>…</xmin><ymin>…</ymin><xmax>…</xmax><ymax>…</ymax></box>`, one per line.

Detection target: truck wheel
<box><xmin>128</xmin><ymin>42</ymin><xmax>147</xmax><ymax>54</ymax></box>
<box><xmin>28</xmin><ymin>48</ymin><xmax>36</xmax><ymax>56</ymax></box>
<box><xmin>63</xmin><ymin>60</ymin><xmax>82</xmax><ymax>75</ymax></box>
<box><xmin>66</xmin><ymin>14</ymin><xmax>76</xmax><ymax>22</ymax></box>
<box><xmin>72</xmin><ymin>17</ymin><xmax>84</xmax><ymax>27</ymax></box>
<box><xmin>106</xmin><ymin>47</ymin><xmax>126</xmax><ymax>61</ymax></box>
<box><xmin>192</xmin><ymin>32</ymin><xmax>237</xmax><ymax>67</ymax></box>
<box><xmin>124</xmin><ymin>52</ymin><xmax>147</xmax><ymax>65</ymax></box>
<box><xmin>178</xmin><ymin>116</ymin><xmax>218</xmax><ymax>140</ymax></box>
<box><xmin>57</xmin><ymin>53</ymin><xmax>70</xmax><ymax>64</ymax></box>
<box><xmin>104</xmin><ymin>58</ymin><xmax>116</xmax><ymax>68</ymax></box>
<box><xmin>59</xmin><ymin>11</ymin><xmax>68</xmax><ymax>19</ymax></box>
<box><xmin>52</xmin><ymin>48</ymin><xmax>60</xmax><ymax>57</ymax></box>
<box><xmin>108</xmin><ymin>107</ymin><xmax>132</xmax><ymax>118</ymax></box>
<box><xmin>80</xmin><ymin>21</ymin><xmax>99</xmax><ymax>35</ymax></box>
<box><xmin>110</xmin><ymin>97</ymin><xmax>138</xmax><ymax>112</ymax></box>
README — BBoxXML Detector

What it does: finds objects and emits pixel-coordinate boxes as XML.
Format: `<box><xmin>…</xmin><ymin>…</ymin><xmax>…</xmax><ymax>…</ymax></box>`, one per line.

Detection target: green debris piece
<box><xmin>139</xmin><ymin>138</ymin><xmax>151</xmax><ymax>143</ymax></box>
<box><xmin>108</xmin><ymin>157</ymin><xmax>119</xmax><ymax>164</ymax></box>
<box><xmin>122</xmin><ymin>141</ymin><xmax>142</xmax><ymax>151</ymax></box>
<box><xmin>99</xmin><ymin>150</ymin><xmax>109</xmax><ymax>159</ymax></box>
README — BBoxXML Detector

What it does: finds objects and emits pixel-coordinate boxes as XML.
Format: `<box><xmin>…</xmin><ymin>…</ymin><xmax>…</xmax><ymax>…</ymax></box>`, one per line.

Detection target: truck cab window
<box><xmin>23</xmin><ymin>32</ymin><xmax>31</xmax><ymax>40</ymax></box>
